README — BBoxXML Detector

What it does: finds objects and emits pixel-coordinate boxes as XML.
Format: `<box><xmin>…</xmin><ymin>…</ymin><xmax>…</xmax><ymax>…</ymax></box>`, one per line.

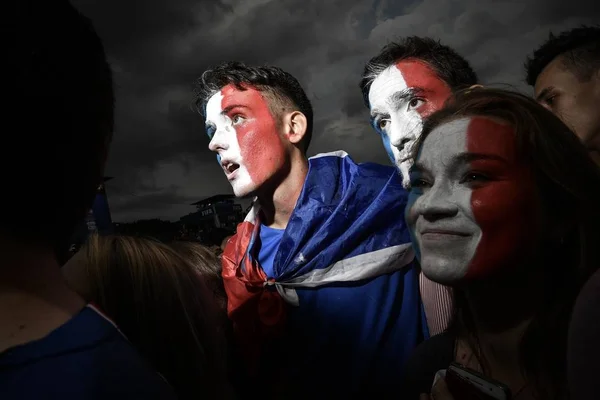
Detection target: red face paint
<box><xmin>465</xmin><ymin>117</ymin><xmax>538</xmax><ymax>278</ymax></box>
<box><xmin>220</xmin><ymin>84</ymin><xmax>286</xmax><ymax>188</ymax></box>
<box><xmin>394</xmin><ymin>59</ymin><xmax>452</xmax><ymax>118</ymax></box>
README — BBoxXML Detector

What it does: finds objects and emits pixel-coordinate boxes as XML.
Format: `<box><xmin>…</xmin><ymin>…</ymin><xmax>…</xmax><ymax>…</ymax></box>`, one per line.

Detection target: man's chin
<box><xmin>232</xmin><ymin>185</ymin><xmax>257</xmax><ymax>199</ymax></box>
<box><xmin>398</xmin><ymin>162</ymin><xmax>412</xmax><ymax>189</ymax></box>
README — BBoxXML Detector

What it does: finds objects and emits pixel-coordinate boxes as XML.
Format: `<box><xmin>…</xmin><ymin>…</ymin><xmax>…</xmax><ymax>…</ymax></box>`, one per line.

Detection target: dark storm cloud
<box><xmin>72</xmin><ymin>0</ymin><xmax>598</xmax><ymax>221</ymax></box>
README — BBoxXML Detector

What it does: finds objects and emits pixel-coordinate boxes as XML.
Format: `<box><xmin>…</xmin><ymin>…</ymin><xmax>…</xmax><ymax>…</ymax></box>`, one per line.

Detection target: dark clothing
<box><xmin>0</xmin><ymin>305</ymin><xmax>177</xmax><ymax>399</ymax></box>
<box><xmin>568</xmin><ymin>269</ymin><xmax>600</xmax><ymax>400</ymax></box>
<box><xmin>402</xmin><ymin>332</ymin><xmax>455</xmax><ymax>398</ymax></box>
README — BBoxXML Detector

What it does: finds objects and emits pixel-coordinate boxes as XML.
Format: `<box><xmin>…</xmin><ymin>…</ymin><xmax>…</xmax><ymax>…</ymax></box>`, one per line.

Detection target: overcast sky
<box><xmin>72</xmin><ymin>0</ymin><xmax>598</xmax><ymax>222</ymax></box>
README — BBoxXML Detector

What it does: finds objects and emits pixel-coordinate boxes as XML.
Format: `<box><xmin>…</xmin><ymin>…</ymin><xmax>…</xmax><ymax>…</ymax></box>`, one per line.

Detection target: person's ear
<box><xmin>282</xmin><ymin>111</ymin><xmax>307</xmax><ymax>148</ymax></box>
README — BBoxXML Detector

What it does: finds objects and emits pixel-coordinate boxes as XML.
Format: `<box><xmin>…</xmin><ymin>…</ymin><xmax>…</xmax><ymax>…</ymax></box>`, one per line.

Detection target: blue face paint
<box><xmin>381</xmin><ymin>132</ymin><xmax>396</xmax><ymax>165</ymax></box>
<box><xmin>370</xmin><ymin>118</ymin><xmax>396</xmax><ymax>165</ymax></box>
<box><xmin>204</xmin><ymin>104</ymin><xmax>220</xmax><ymax>166</ymax></box>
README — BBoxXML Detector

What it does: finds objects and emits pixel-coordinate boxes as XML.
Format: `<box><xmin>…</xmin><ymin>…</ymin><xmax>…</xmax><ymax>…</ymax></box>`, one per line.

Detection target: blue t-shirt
<box><xmin>258</xmin><ymin>224</ymin><xmax>284</xmax><ymax>278</ymax></box>
<box><xmin>0</xmin><ymin>305</ymin><xmax>177</xmax><ymax>399</ymax></box>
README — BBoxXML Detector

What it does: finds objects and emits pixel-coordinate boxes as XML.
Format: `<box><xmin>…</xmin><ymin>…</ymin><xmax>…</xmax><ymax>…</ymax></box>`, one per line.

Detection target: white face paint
<box><xmin>205</xmin><ymin>90</ymin><xmax>253</xmax><ymax>197</ymax></box>
<box><xmin>405</xmin><ymin>118</ymin><xmax>482</xmax><ymax>284</ymax></box>
<box><xmin>368</xmin><ymin>65</ymin><xmax>424</xmax><ymax>187</ymax></box>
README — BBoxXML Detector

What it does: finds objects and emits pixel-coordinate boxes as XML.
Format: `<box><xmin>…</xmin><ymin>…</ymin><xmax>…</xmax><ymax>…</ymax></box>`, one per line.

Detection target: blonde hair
<box><xmin>63</xmin><ymin>234</ymin><xmax>230</xmax><ymax>399</ymax></box>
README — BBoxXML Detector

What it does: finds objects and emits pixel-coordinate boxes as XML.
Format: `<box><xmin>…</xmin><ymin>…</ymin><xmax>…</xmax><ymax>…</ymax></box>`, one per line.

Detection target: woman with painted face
<box><xmin>401</xmin><ymin>88</ymin><xmax>600</xmax><ymax>400</ymax></box>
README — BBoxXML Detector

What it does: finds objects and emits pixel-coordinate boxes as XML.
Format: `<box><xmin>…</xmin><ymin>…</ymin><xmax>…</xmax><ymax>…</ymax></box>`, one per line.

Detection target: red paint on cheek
<box><xmin>221</xmin><ymin>85</ymin><xmax>286</xmax><ymax>184</ymax></box>
<box><xmin>395</xmin><ymin>60</ymin><xmax>452</xmax><ymax>118</ymax></box>
<box><xmin>465</xmin><ymin>117</ymin><xmax>538</xmax><ymax>278</ymax></box>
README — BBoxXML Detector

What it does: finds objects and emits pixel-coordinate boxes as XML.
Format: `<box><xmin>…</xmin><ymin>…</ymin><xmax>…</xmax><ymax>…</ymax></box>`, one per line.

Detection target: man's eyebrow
<box><xmin>536</xmin><ymin>86</ymin><xmax>554</xmax><ymax>102</ymax></box>
<box><xmin>390</xmin><ymin>88</ymin><xmax>415</xmax><ymax>104</ymax></box>
<box><xmin>370</xmin><ymin>108</ymin><xmax>389</xmax><ymax>119</ymax></box>
<box><xmin>370</xmin><ymin>87</ymin><xmax>427</xmax><ymax>118</ymax></box>
<box><xmin>390</xmin><ymin>87</ymin><xmax>426</xmax><ymax>109</ymax></box>
<box><xmin>221</xmin><ymin>104</ymin><xmax>249</xmax><ymax>115</ymax></box>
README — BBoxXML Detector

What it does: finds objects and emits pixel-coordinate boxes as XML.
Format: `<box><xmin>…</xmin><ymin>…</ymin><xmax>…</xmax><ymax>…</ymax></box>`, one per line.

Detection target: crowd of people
<box><xmin>2</xmin><ymin>1</ymin><xmax>599</xmax><ymax>399</ymax></box>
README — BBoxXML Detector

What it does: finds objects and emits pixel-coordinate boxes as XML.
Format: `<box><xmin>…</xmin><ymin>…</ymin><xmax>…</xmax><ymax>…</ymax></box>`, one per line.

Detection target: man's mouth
<box><xmin>222</xmin><ymin>162</ymin><xmax>240</xmax><ymax>177</ymax></box>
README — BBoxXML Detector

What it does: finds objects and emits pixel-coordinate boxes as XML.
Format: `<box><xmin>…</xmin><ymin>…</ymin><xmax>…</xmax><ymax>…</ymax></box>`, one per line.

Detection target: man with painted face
<box><xmin>194</xmin><ymin>62</ymin><xmax>426</xmax><ymax>398</ymax></box>
<box><xmin>359</xmin><ymin>36</ymin><xmax>479</xmax><ymax>336</ymax></box>
<box><xmin>359</xmin><ymin>37</ymin><xmax>479</xmax><ymax>187</ymax></box>
<box><xmin>525</xmin><ymin>25</ymin><xmax>600</xmax><ymax>165</ymax></box>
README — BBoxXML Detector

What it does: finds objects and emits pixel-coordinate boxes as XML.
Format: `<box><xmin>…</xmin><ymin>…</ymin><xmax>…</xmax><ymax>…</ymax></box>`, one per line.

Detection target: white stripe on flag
<box><xmin>269</xmin><ymin>243</ymin><xmax>415</xmax><ymax>305</ymax></box>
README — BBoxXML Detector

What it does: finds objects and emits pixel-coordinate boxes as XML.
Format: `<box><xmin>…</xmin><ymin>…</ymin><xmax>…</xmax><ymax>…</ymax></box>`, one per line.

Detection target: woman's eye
<box><xmin>410</xmin><ymin>178</ymin><xmax>430</xmax><ymax>188</ymax></box>
<box><xmin>462</xmin><ymin>172</ymin><xmax>490</xmax><ymax>183</ymax></box>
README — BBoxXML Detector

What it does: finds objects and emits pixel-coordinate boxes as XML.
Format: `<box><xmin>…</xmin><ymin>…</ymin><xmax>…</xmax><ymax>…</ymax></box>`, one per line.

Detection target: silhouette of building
<box><xmin>179</xmin><ymin>194</ymin><xmax>243</xmax><ymax>244</ymax></box>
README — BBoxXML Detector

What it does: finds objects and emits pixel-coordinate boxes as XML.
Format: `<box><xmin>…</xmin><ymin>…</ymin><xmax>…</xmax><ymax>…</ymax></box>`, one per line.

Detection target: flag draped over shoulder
<box><xmin>221</xmin><ymin>151</ymin><xmax>415</xmax><ymax>373</ymax></box>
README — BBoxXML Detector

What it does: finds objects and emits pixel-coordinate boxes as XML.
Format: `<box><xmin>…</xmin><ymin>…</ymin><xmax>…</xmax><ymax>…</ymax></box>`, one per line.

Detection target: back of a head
<box><xmin>525</xmin><ymin>25</ymin><xmax>600</xmax><ymax>86</ymax></box>
<box><xmin>193</xmin><ymin>61</ymin><xmax>314</xmax><ymax>152</ymax></box>
<box><xmin>170</xmin><ymin>241</ymin><xmax>227</xmax><ymax>313</ymax></box>
<box><xmin>6</xmin><ymin>1</ymin><xmax>114</xmax><ymax>246</ymax></box>
<box><xmin>359</xmin><ymin>36</ymin><xmax>478</xmax><ymax>106</ymax></box>
<box><xmin>71</xmin><ymin>235</ymin><xmax>228</xmax><ymax>399</ymax></box>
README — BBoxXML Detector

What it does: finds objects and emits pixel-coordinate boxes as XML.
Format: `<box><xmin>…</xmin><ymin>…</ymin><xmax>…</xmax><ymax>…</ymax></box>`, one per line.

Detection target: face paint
<box><xmin>405</xmin><ymin>117</ymin><xmax>538</xmax><ymax>284</ymax></box>
<box><xmin>206</xmin><ymin>85</ymin><xmax>287</xmax><ymax>198</ymax></box>
<box><xmin>368</xmin><ymin>59</ymin><xmax>452</xmax><ymax>187</ymax></box>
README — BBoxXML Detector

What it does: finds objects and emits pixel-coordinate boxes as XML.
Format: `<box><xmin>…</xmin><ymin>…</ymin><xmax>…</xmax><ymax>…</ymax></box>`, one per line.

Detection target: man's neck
<box><xmin>258</xmin><ymin>154</ymin><xmax>309</xmax><ymax>230</ymax></box>
<box><xmin>0</xmin><ymin>239</ymin><xmax>85</xmax><ymax>353</ymax></box>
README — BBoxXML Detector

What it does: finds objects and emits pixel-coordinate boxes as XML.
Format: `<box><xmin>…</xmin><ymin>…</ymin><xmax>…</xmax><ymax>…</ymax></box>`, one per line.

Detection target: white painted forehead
<box><xmin>367</xmin><ymin>65</ymin><xmax>408</xmax><ymax>107</ymax></box>
<box><xmin>205</xmin><ymin>90</ymin><xmax>224</xmax><ymax>122</ymax></box>
<box><xmin>418</xmin><ymin>117</ymin><xmax>472</xmax><ymax>157</ymax></box>
<box><xmin>428</xmin><ymin>117</ymin><xmax>472</xmax><ymax>139</ymax></box>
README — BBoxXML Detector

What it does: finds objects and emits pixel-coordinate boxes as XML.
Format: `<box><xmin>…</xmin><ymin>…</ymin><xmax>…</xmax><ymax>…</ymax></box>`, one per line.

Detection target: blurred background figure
<box><xmin>63</xmin><ymin>234</ymin><xmax>233</xmax><ymax>399</ymax></box>
<box><xmin>525</xmin><ymin>25</ymin><xmax>600</xmax><ymax>166</ymax></box>
<box><xmin>2</xmin><ymin>1</ymin><xmax>176</xmax><ymax>397</ymax></box>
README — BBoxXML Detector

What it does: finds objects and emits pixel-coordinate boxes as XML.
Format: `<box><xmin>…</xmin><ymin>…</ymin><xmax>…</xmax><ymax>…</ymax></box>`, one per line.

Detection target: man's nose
<box><xmin>208</xmin><ymin>129</ymin><xmax>228</xmax><ymax>153</ymax></box>
<box><xmin>390</xmin><ymin>122</ymin><xmax>417</xmax><ymax>150</ymax></box>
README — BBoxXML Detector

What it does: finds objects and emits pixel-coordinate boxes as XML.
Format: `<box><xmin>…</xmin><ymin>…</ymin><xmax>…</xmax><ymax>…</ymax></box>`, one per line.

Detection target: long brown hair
<box><xmin>170</xmin><ymin>241</ymin><xmax>228</xmax><ymax>317</ymax></box>
<box><xmin>63</xmin><ymin>234</ymin><xmax>230</xmax><ymax>399</ymax></box>
<box><xmin>413</xmin><ymin>88</ymin><xmax>600</xmax><ymax>399</ymax></box>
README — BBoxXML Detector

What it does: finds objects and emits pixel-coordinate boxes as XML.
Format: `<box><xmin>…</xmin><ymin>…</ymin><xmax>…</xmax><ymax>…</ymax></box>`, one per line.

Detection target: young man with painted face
<box><xmin>359</xmin><ymin>36</ymin><xmax>479</xmax><ymax>187</ymax></box>
<box><xmin>195</xmin><ymin>62</ymin><xmax>427</xmax><ymax>398</ymax></box>
<box><xmin>359</xmin><ymin>36</ymin><xmax>479</xmax><ymax>336</ymax></box>
<box><xmin>1</xmin><ymin>1</ymin><xmax>176</xmax><ymax>398</ymax></box>
<box><xmin>525</xmin><ymin>25</ymin><xmax>600</xmax><ymax>166</ymax></box>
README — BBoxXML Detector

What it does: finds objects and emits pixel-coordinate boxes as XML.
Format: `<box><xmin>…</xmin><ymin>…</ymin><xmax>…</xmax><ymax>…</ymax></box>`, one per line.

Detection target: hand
<box><xmin>419</xmin><ymin>377</ymin><xmax>455</xmax><ymax>400</ymax></box>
